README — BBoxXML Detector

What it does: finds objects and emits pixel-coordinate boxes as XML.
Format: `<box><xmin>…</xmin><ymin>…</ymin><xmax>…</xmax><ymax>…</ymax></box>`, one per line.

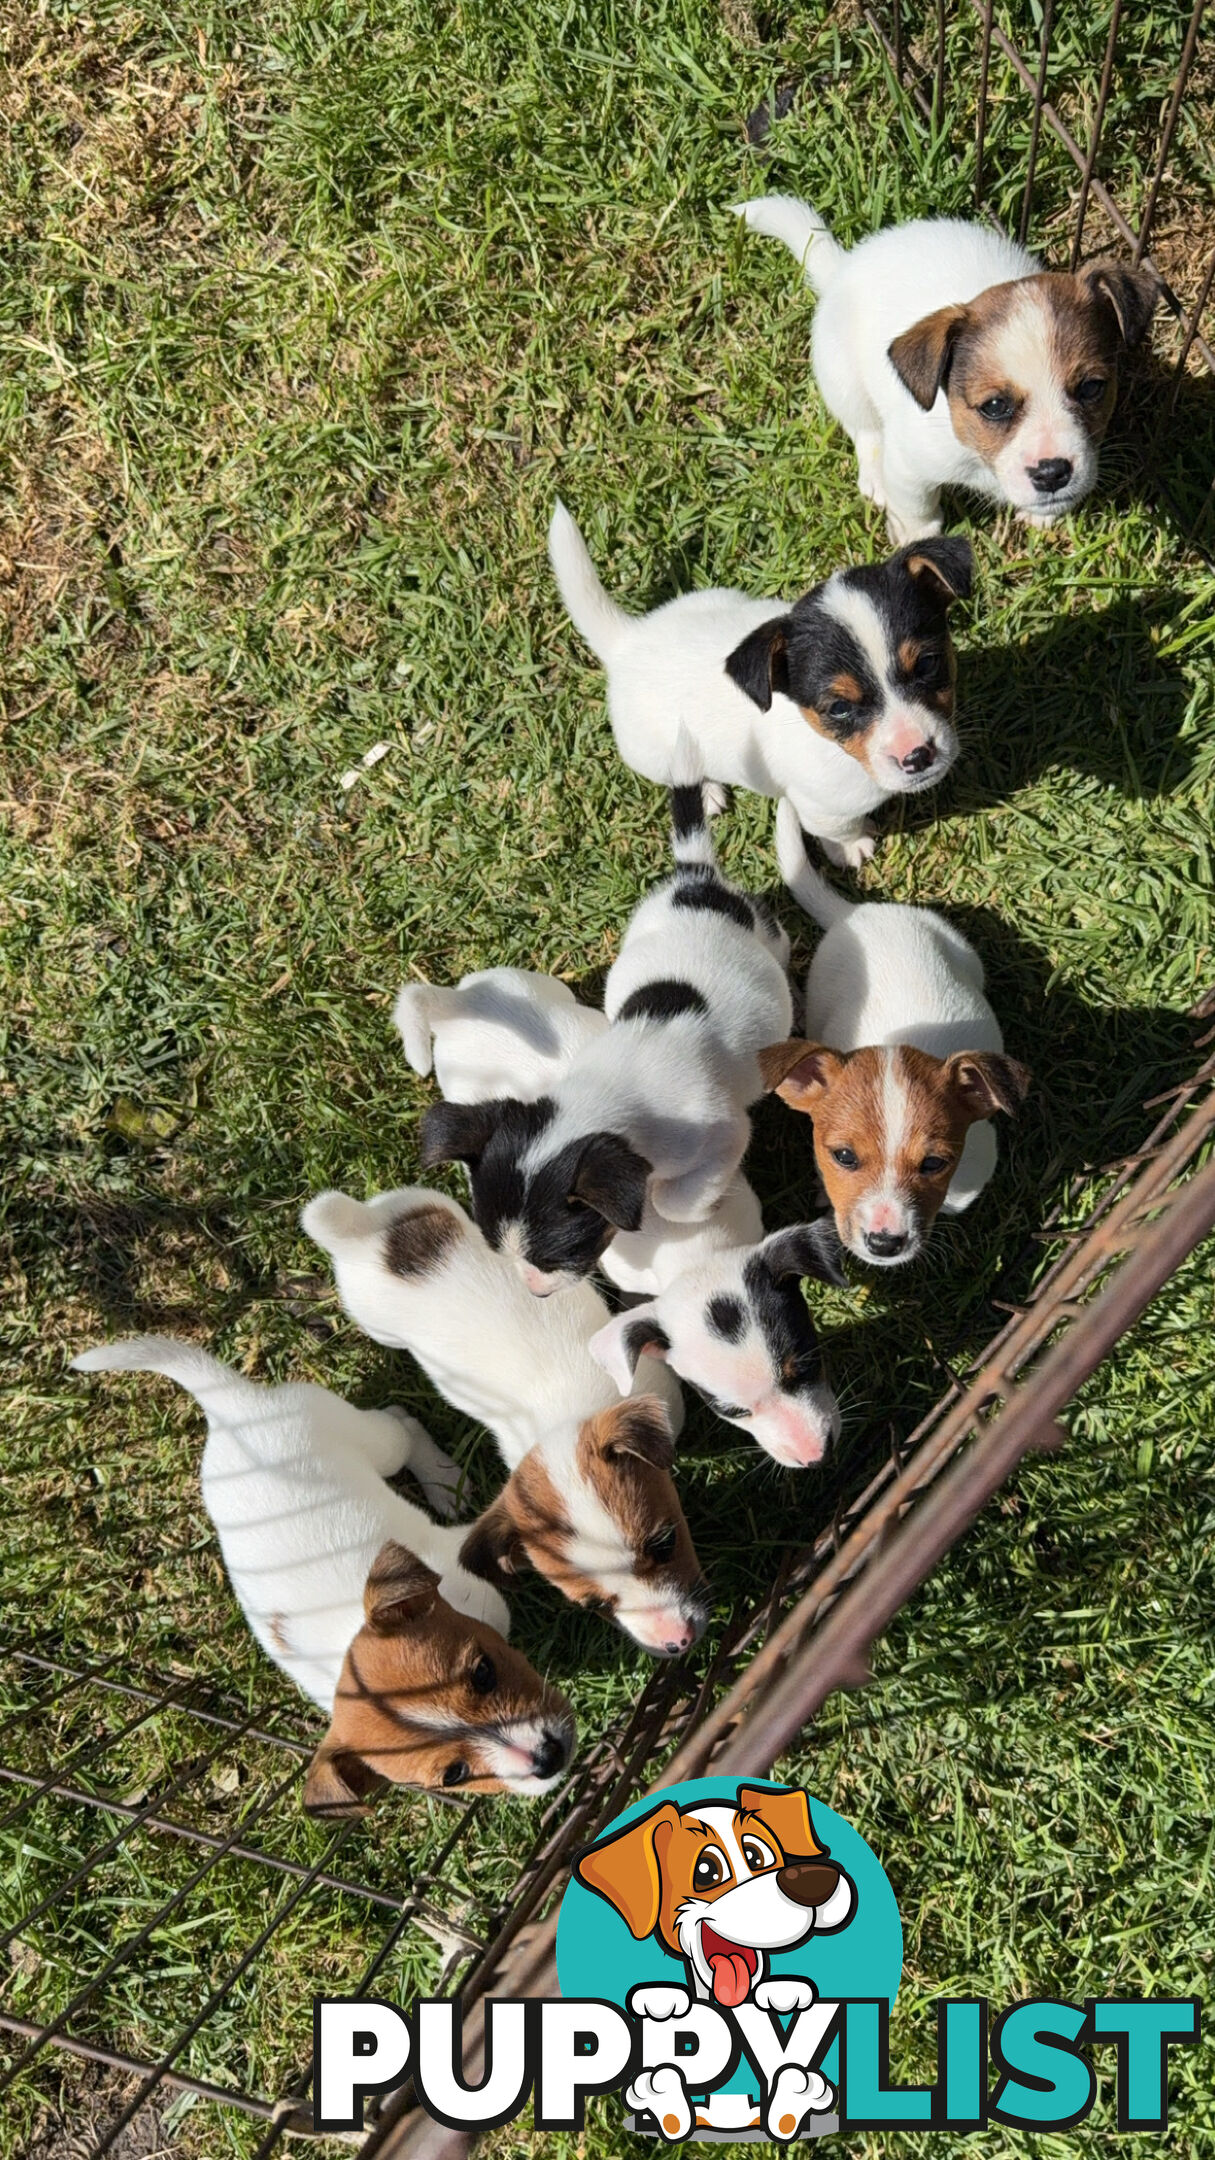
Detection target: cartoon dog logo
<box><xmin>574</xmin><ymin>1781</ymin><xmax>856</xmax><ymax>2135</ymax></box>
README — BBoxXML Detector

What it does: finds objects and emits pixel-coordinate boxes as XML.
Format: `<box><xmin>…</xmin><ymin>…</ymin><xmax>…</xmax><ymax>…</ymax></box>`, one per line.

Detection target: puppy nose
<box><xmin>533</xmin><ymin>1728</ymin><xmax>570</xmax><ymax>1779</ymax></box>
<box><xmin>1027</xmin><ymin>457</ymin><xmax>1073</xmax><ymax>495</ymax></box>
<box><xmin>900</xmin><ymin>743</ymin><xmax>935</xmax><ymax>775</ymax></box>
<box><xmin>864</xmin><ymin>1228</ymin><xmax>908</xmax><ymax>1258</ymax></box>
<box><xmin>777</xmin><ymin>1859</ymin><xmax>842</xmax><ymax>1907</ymax></box>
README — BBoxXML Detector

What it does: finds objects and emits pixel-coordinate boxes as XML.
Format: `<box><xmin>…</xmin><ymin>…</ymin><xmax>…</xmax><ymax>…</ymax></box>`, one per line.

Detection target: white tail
<box><xmin>731</xmin><ymin>195</ymin><xmax>844</xmax><ymax>296</ymax></box>
<box><xmin>71</xmin><ymin>1334</ymin><xmax>251</xmax><ymax>1411</ymax></box>
<box><xmin>775</xmin><ymin>798</ymin><xmax>855</xmax><ymax>927</ymax></box>
<box><xmin>300</xmin><ymin>1189</ymin><xmax>380</xmax><ymax>1252</ymax></box>
<box><xmin>548</xmin><ymin>500</ymin><xmax>633</xmax><ymax>662</ymax></box>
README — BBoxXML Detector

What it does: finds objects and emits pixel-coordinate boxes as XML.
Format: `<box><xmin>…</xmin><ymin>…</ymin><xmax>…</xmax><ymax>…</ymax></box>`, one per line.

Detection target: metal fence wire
<box><xmin>4</xmin><ymin>7</ymin><xmax>1214</xmax><ymax>2155</ymax></box>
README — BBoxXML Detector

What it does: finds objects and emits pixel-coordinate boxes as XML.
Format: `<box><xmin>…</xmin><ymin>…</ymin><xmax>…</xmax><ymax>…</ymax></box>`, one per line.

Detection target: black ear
<box><xmin>570</xmin><ymin>1132</ymin><xmax>652</xmax><ymax>1233</ymax></box>
<box><xmin>725</xmin><ymin>616</ymin><xmax>793</xmax><ymax>712</ymax></box>
<box><xmin>459</xmin><ymin>1494</ymin><xmax>527</xmax><ymax>1590</ymax></box>
<box><xmin>896</xmin><ymin>536</ymin><xmax>974</xmax><ymax>606</ymax></box>
<box><xmin>760</xmin><ymin>1219</ymin><xmax>848</xmax><ymax>1289</ymax></box>
<box><xmin>1081</xmin><ymin>259</ymin><xmax>1162</xmax><ymax>349</ymax></box>
<box><xmin>419</xmin><ymin>1098</ymin><xmax>509</xmax><ymax>1170</ymax></box>
<box><xmin>887</xmin><ymin>303</ymin><xmax>969</xmax><ymax>409</ymax></box>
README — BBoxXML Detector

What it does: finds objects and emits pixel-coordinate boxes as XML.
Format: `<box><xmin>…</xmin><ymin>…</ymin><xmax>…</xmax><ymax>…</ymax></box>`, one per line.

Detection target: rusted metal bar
<box><xmin>0</xmin><ymin>2015</ymin><xmax>278</xmax><ymax>2122</ymax></box>
<box><xmin>4</xmin><ymin>1645</ymin><xmax>315</xmax><ymax>1756</ymax></box>
<box><xmin>1019</xmin><ymin>0</ymin><xmax>1056</xmax><ymax>247</ymax></box>
<box><xmin>862</xmin><ymin>5</ymin><xmax>936</xmax><ymax>123</ymax></box>
<box><xmin>934</xmin><ymin>0</ymin><xmax>948</xmax><ymax>131</ymax></box>
<box><xmin>1071</xmin><ymin>0</ymin><xmax>1125</xmax><ymax>270</ymax></box>
<box><xmin>1134</xmin><ymin>0</ymin><xmax>1207</xmax><ymax>263</ymax></box>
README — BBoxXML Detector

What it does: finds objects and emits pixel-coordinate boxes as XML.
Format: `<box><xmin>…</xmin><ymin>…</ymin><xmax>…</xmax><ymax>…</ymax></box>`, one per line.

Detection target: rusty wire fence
<box><xmin>4</xmin><ymin>6</ymin><xmax>1214</xmax><ymax>2155</ymax></box>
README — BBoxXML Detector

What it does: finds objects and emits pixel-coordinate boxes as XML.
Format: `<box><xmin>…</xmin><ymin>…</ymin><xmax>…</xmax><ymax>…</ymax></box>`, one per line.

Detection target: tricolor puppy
<box><xmin>421</xmin><ymin>756</ymin><xmax>793</xmax><ymax>1271</ymax></box>
<box><xmin>394</xmin><ymin>966</ymin><xmax>607</xmax><ymax>1104</ymax></box>
<box><xmin>303</xmin><ymin>1188</ymin><xmax>708</xmax><ymax>1658</ymax></box>
<box><xmin>734</xmin><ymin>195</ymin><xmax>1161</xmax><ymax>543</ymax></box>
<box><xmin>591</xmin><ymin>1221</ymin><xmax>845</xmax><ymax>1468</ymax></box>
<box><xmin>550</xmin><ymin>499</ymin><xmax>970</xmax><ymax>869</ymax></box>
<box><xmin>761</xmin><ymin>802</ymin><xmax>1030</xmax><ymax>1267</ymax></box>
<box><xmin>71</xmin><ymin>1337</ymin><xmax>573</xmax><ymax>1807</ymax></box>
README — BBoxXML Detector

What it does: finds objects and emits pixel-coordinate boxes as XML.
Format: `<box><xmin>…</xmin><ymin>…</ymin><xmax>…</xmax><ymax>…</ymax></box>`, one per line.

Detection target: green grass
<box><xmin>2</xmin><ymin>0</ymin><xmax>1214</xmax><ymax>2153</ymax></box>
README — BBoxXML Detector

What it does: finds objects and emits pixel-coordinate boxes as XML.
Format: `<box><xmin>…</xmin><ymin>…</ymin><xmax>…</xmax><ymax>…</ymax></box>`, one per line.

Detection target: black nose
<box><xmin>864</xmin><ymin>1229</ymin><xmax>908</xmax><ymax>1258</ymax></box>
<box><xmin>777</xmin><ymin>1859</ymin><xmax>842</xmax><ymax>1908</ymax></box>
<box><xmin>900</xmin><ymin>744</ymin><xmax>935</xmax><ymax>775</ymax></box>
<box><xmin>533</xmin><ymin>1729</ymin><xmax>570</xmax><ymax>1779</ymax></box>
<box><xmin>1027</xmin><ymin>457</ymin><xmax>1073</xmax><ymax>495</ymax></box>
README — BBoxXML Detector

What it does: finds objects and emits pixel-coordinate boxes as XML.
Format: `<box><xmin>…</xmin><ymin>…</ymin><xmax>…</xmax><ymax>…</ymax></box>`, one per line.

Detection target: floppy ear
<box><xmin>419</xmin><ymin>1098</ymin><xmax>508</xmax><ymax>1171</ymax></box>
<box><xmin>758</xmin><ymin>1040</ymin><xmax>845</xmax><ymax>1106</ymax></box>
<box><xmin>589</xmin><ymin>1305</ymin><xmax>670</xmax><ymax>1395</ymax></box>
<box><xmin>364</xmin><ymin>1541</ymin><xmax>441</xmax><ymax>1632</ymax></box>
<box><xmin>303</xmin><ymin>1742</ymin><xmax>385</xmax><ymax>1820</ymax></box>
<box><xmin>888</xmin><ymin>302</ymin><xmax>969</xmax><ymax>409</ymax></box>
<box><xmin>574</xmin><ymin>1801</ymin><xmax>683</xmax><ymax>1938</ymax></box>
<box><xmin>737</xmin><ymin>1782</ymin><xmax>825</xmax><ymax>1863</ymax></box>
<box><xmin>945</xmin><ymin>1051</ymin><xmax>1031</xmax><ymax>1122</ymax></box>
<box><xmin>897</xmin><ymin>536</ymin><xmax>974</xmax><ymax>605</ymax></box>
<box><xmin>458</xmin><ymin>1491</ymin><xmax>527</xmax><ymax>1589</ymax></box>
<box><xmin>759</xmin><ymin>1219</ymin><xmax>848</xmax><ymax>1289</ymax></box>
<box><xmin>596</xmin><ymin>1396</ymin><xmax>676</xmax><ymax>1470</ymax></box>
<box><xmin>1080</xmin><ymin>259</ymin><xmax>1162</xmax><ymax>349</ymax></box>
<box><xmin>570</xmin><ymin>1132</ymin><xmax>652</xmax><ymax>1233</ymax></box>
<box><xmin>724</xmin><ymin>615</ymin><xmax>794</xmax><ymax>712</ymax></box>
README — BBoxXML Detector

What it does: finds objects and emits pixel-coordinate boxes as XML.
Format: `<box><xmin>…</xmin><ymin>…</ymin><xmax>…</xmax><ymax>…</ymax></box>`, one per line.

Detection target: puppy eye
<box><xmin>830</xmin><ymin>1145</ymin><xmax>860</xmax><ymax>1169</ymax></box>
<box><xmin>1073</xmin><ymin>376</ymin><xmax>1108</xmax><ymax>403</ymax></box>
<box><xmin>716</xmin><ymin>1403</ymin><xmax>748</xmax><ymax>1421</ymax></box>
<box><xmin>470</xmin><ymin>1653</ymin><xmax>496</xmax><ymax>1695</ymax></box>
<box><xmin>442</xmin><ymin>1760</ymin><xmax>471</xmax><ymax>1787</ymax></box>
<box><xmin>977</xmin><ymin>393</ymin><xmax>1015</xmax><ymax>423</ymax></box>
<box><xmin>693</xmin><ymin>1849</ymin><xmax>727</xmax><ymax>1891</ymax></box>
<box><xmin>825</xmin><ymin>698</ymin><xmax>855</xmax><ymax>724</ymax></box>
<box><xmin>742</xmin><ymin>1835</ymin><xmax>776</xmax><ymax>1871</ymax></box>
<box><xmin>919</xmin><ymin>1153</ymin><xmax>951</xmax><ymax>1175</ymax></box>
<box><xmin>912</xmin><ymin>650</ymin><xmax>942</xmax><ymax>683</ymax></box>
<box><xmin>644</xmin><ymin>1523</ymin><xmax>678</xmax><ymax>1563</ymax></box>
<box><xmin>583</xmin><ymin>1594</ymin><xmax>611</xmax><ymax>1615</ymax></box>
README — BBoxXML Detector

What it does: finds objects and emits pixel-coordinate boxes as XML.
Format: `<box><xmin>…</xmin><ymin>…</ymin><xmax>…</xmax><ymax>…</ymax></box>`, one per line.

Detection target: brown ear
<box><xmin>364</xmin><ymin>1540</ymin><xmax>441</xmax><ymax>1632</ymax></box>
<box><xmin>593</xmin><ymin>1396</ymin><xmax>675</xmax><ymax>1470</ymax></box>
<box><xmin>1080</xmin><ymin>259</ymin><xmax>1162</xmax><ymax>349</ymax></box>
<box><xmin>945</xmin><ymin>1051</ymin><xmax>1031</xmax><ymax>1122</ymax></box>
<box><xmin>888</xmin><ymin>303</ymin><xmax>969</xmax><ymax>409</ymax></box>
<box><xmin>758</xmin><ymin>1040</ymin><xmax>844</xmax><ymax>1105</ymax></box>
<box><xmin>737</xmin><ymin>1782</ymin><xmax>825</xmax><ymax>1864</ymax></box>
<box><xmin>575</xmin><ymin>1801</ymin><xmax>683</xmax><ymax>1938</ymax></box>
<box><xmin>303</xmin><ymin>1742</ymin><xmax>385</xmax><ymax>1819</ymax></box>
<box><xmin>458</xmin><ymin>1490</ymin><xmax>527</xmax><ymax>1589</ymax></box>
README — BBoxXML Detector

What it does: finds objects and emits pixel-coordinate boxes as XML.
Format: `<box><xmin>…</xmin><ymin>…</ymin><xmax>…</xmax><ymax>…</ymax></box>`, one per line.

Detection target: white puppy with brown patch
<box><xmin>71</xmin><ymin>1337</ymin><xmax>574</xmax><ymax>1806</ymax></box>
<box><xmin>734</xmin><ymin>196</ymin><xmax>1161</xmax><ymax>542</ymax></box>
<box><xmin>303</xmin><ymin>1186</ymin><xmax>709</xmax><ymax>1658</ymax></box>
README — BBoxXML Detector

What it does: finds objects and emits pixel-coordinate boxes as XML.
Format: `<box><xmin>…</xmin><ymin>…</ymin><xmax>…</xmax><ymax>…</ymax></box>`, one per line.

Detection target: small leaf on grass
<box><xmin>107</xmin><ymin>1096</ymin><xmax>179</xmax><ymax>1144</ymax></box>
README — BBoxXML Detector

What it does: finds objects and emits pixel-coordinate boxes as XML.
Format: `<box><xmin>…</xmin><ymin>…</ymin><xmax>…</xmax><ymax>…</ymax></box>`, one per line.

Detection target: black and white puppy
<box><xmin>422</xmin><ymin>747</ymin><xmax>793</xmax><ymax>1293</ymax></box>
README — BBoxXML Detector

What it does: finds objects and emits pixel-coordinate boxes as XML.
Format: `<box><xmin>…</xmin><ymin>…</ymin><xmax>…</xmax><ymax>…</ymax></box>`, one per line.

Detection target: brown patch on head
<box><xmin>797</xmin><ymin>706</ymin><xmax>872</xmax><ymax>764</ymax></box>
<box><xmin>384</xmin><ymin>1203</ymin><xmax>461</xmax><ymax>1278</ymax></box>
<box><xmin>302</xmin><ymin>1538</ymin><xmax>571</xmax><ymax>1805</ymax></box>
<box><xmin>829</xmin><ymin>672</ymin><xmax>863</xmax><ymax>702</ymax></box>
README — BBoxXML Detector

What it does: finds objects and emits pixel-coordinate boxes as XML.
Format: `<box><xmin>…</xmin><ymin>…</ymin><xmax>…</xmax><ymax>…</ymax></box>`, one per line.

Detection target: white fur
<box><xmin>70</xmin><ymin>1336</ymin><xmax>504</xmax><ymax>1714</ymax></box>
<box><xmin>393</xmin><ymin>968</ymin><xmax>607</xmax><ymax>1102</ymax></box>
<box><xmin>734</xmin><ymin>198</ymin><xmax>1097</xmax><ymax>541</ymax></box>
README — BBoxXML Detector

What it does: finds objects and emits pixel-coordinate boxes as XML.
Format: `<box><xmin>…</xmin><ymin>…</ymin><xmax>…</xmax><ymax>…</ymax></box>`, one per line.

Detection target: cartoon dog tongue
<box><xmin>703</xmin><ymin>1926</ymin><xmax>757</xmax><ymax>2007</ymax></box>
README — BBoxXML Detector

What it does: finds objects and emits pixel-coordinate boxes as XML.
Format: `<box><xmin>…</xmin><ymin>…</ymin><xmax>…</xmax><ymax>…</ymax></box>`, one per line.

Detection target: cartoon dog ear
<box><xmin>570</xmin><ymin>1132</ymin><xmax>652</xmax><ymax>1233</ymax></box>
<box><xmin>419</xmin><ymin>1098</ymin><xmax>509</xmax><ymax>1171</ymax></box>
<box><xmin>759</xmin><ymin>1219</ymin><xmax>848</xmax><ymax>1290</ymax></box>
<box><xmin>303</xmin><ymin>1743</ymin><xmax>385</xmax><ymax>1819</ymax></box>
<box><xmin>737</xmin><ymin>1782</ymin><xmax>826</xmax><ymax>1863</ymax></box>
<box><xmin>758</xmin><ymin>1040</ymin><xmax>845</xmax><ymax>1107</ymax></box>
<box><xmin>574</xmin><ymin>1801</ymin><xmax>684</xmax><ymax>1938</ymax></box>
<box><xmin>364</xmin><ymin>1541</ymin><xmax>441</xmax><ymax>1632</ymax></box>
<box><xmin>458</xmin><ymin>1492</ymin><xmax>528</xmax><ymax>1590</ymax></box>
<box><xmin>589</xmin><ymin>1306</ymin><xmax>671</xmax><ymax>1395</ymax></box>
<box><xmin>725</xmin><ymin>615</ymin><xmax>794</xmax><ymax>712</ymax></box>
<box><xmin>887</xmin><ymin>302</ymin><xmax>969</xmax><ymax>410</ymax></box>
<box><xmin>1080</xmin><ymin>258</ymin><xmax>1162</xmax><ymax>349</ymax></box>
<box><xmin>944</xmin><ymin>1051</ymin><xmax>1031</xmax><ymax>1122</ymax></box>
<box><xmin>593</xmin><ymin>1396</ymin><xmax>676</xmax><ymax>1471</ymax></box>
<box><xmin>897</xmin><ymin>536</ymin><xmax>974</xmax><ymax>605</ymax></box>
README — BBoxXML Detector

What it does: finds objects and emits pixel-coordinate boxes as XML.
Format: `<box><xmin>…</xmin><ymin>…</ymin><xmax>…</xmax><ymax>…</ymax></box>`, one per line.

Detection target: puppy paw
<box><xmin>766</xmin><ymin>2064</ymin><xmax>835</xmax><ymax>2141</ymax></box>
<box><xmin>628</xmin><ymin>1984</ymin><xmax>691</xmax><ymax>2021</ymax></box>
<box><xmin>820</xmin><ymin>826</ymin><xmax>877</xmax><ymax>870</ymax></box>
<box><xmin>755</xmin><ymin>1976</ymin><xmax>818</xmax><ymax>2015</ymax></box>
<box><xmin>702</xmin><ymin>780</ymin><xmax>730</xmax><ymax>819</ymax></box>
<box><xmin>1016</xmin><ymin>507</ymin><xmax>1059</xmax><ymax>528</ymax></box>
<box><xmin>387</xmin><ymin>1412</ymin><xmax>463</xmax><ymax>1518</ymax></box>
<box><xmin>887</xmin><ymin>510</ymin><xmax>943</xmax><ymax>544</ymax></box>
<box><xmin>627</xmin><ymin>2066</ymin><xmax>692</xmax><ymax>2142</ymax></box>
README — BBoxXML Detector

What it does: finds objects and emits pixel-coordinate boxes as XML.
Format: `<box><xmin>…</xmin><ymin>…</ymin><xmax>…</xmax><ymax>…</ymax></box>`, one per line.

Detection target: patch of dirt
<box><xmin>22</xmin><ymin>2062</ymin><xmax>184</xmax><ymax>2160</ymax></box>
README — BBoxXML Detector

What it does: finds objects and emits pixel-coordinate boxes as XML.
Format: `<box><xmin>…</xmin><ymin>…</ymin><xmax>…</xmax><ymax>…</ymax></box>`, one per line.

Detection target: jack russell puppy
<box><xmin>760</xmin><ymin>802</ymin><xmax>1030</xmax><ymax>1266</ymax></box>
<box><xmin>302</xmin><ymin>1187</ymin><xmax>709</xmax><ymax>1657</ymax></box>
<box><xmin>576</xmin><ymin>1782</ymin><xmax>855</xmax><ymax>2138</ymax></box>
<box><xmin>550</xmin><ymin>500</ymin><xmax>970</xmax><ymax>869</ymax></box>
<box><xmin>71</xmin><ymin>1337</ymin><xmax>574</xmax><ymax>1808</ymax></box>
<box><xmin>734</xmin><ymin>195</ymin><xmax>1161</xmax><ymax>544</ymax></box>
<box><xmin>421</xmin><ymin>755</ymin><xmax>793</xmax><ymax>1273</ymax></box>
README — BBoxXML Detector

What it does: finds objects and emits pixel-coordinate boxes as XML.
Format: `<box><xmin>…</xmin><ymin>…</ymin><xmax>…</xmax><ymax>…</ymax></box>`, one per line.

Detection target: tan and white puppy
<box><xmin>761</xmin><ymin>802</ymin><xmax>1029</xmax><ymax>1266</ymax></box>
<box><xmin>735</xmin><ymin>196</ymin><xmax>1161</xmax><ymax>542</ymax></box>
<box><xmin>71</xmin><ymin>1337</ymin><xmax>573</xmax><ymax>1807</ymax></box>
<box><xmin>303</xmin><ymin>1187</ymin><xmax>708</xmax><ymax>1657</ymax></box>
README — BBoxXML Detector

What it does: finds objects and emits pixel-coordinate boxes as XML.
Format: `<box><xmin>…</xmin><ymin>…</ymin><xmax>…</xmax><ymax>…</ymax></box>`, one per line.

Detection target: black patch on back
<box><xmin>670</xmin><ymin>784</ymin><xmax>706</xmax><ymax>842</ymax></box>
<box><xmin>618</xmin><ymin>978</ymin><xmax>709</xmax><ymax>1023</ymax></box>
<box><xmin>671</xmin><ymin>877</ymin><xmax>754</xmax><ymax>930</ymax></box>
<box><xmin>706</xmin><ymin>1294</ymin><xmax>745</xmax><ymax>1343</ymax></box>
<box><xmin>742</xmin><ymin>1250</ymin><xmax>825</xmax><ymax>1393</ymax></box>
<box><xmin>384</xmin><ymin>1204</ymin><xmax>462</xmax><ymax>1278</ymax></box>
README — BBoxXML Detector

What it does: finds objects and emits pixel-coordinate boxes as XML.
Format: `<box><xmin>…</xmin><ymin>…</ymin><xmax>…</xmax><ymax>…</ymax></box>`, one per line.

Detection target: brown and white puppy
<box><xmin>71</xmin><ymin>1338</ymin><xmax>574</xmax><ymax>1806</ymax></box>
<box><xmin>761</xmin><ymin>804</ymin><xmax>1031</xmax><ymax>1267</ymax></box>
<box><xmin>304</xmin><ymin>1188</ymin><xmax>709</xmax><ymax>1657</ymax></box>
<box><xmin>734</xmin><ymin>196</ymin><xmax>1161</xmax><ymax>542</ymax></box>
